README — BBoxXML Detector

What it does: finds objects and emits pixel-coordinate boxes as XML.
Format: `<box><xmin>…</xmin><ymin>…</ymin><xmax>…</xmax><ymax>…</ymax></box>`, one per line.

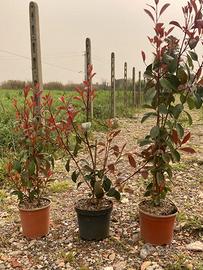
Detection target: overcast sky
<box><xmin>0</xmin><ymin>0</ymin><xmax>186</xmax><ymax>84</ymax></box>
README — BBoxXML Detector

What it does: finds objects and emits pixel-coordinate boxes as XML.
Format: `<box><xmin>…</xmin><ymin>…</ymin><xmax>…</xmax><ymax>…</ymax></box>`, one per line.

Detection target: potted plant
<box><xmin>139</xmin><ymin>0</ymin><xmax>203</xmax><ymax>245</ymax></box>
<box><xmin>6</xmin><ymin>86</ymin><xmax>55</xmax><ymax>239</ymax></box>
<box><xmin>46</xmin><ymin>65</ymin><xmax>143</xmax><ymax>240</ymax></box>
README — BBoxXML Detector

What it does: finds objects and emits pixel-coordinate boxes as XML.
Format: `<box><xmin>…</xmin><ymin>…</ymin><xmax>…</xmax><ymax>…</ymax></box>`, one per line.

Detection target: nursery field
<box><xmin>0</xmin><ymin>103</ymin><xmax>203</xmax><ymax>269</ymax></box>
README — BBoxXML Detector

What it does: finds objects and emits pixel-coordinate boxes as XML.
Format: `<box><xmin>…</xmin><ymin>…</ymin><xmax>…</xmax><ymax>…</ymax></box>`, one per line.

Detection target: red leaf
<box><xmin>165</xmin><ymin>26</ymin><xmax>174</xmax><ymax>36</ymax></box>
<box><xmin>128</xmin><ymin>154</ymin><xmax>137</xmax><ymax>168</ymax></box>
<box><xmin>109</xmin><ymin>130</ymin><xmax>121</xmax><ymax>139</ymax></box>
<box><xmin>154</xmin><ymin>0</ymin><xmax>159</xmax><ymax>4</ymax></box>
<box><xmin>141</xmin><ymin>170</ymin><xmax>149</xmax><ymax>179</ymax></box>
<box><xmin>73</xmin><ymin>96</ymin><xmax>82</xmax><ymax>101</ymax></box>
<box><xmin>159</xmin><ymin>3</ymin><xmax>170</xmax><ymax>16</ymax></box>
<box><xmin>144</xmin><ymin>9</ymin><xmax>155</xmax><ymax>22</ymax></box>
<box><xmin>170</xmin><ymin>21</ymin><xmax>182</xmax><ymax>29</ymax></box>
<box><xmin>108</xmin><ymin>163</ymin><xmax>115</xmax><ymax>173</ymax></box>
<box><xmin>191</xmin><ymin>0</ymin><xmax>198</xmax><ymax>14</ymax></box>
<box><xmin>141</xmin><ymin>51</ymin><xmax>146</xmax><ymax>62</ymax></box>
<box><xmin>181</xmin><ymin>132</ymin><xmax>191</xmax><ymax>144</ymax></box>
<box><xmin>172</xmin><ymin>129</ymin><xmax>180</xmax><ymax>145</ymax></box>
<box><xmin>180</xmin><ymin>147</ymin><xmax>196</xmax><ymax>154</ymax></box>
<box><xmin>197</xmin><ymin>78</ymin><xmax>203</xmax><ymax>85</ymax></box>
<box><xmin>146</xmin><ymin>4</ymin><xmax>155</xmax><ymax>11</ymax></box>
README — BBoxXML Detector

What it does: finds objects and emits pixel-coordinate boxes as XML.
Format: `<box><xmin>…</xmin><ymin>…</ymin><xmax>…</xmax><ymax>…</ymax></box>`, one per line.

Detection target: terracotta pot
<box><xmin>75</xmin><ymin>199</ymin><xmax>113</xmax><ymax>241</ymax></box>
<box><xmin>139</xmin><ymin>202</ymin><xmax>177</xmax><ymax>245</ymax></box>
<box><xmin>19</xmin><ymin>198</ymin><xmax>51</xmax><ymax>239</ymax></box>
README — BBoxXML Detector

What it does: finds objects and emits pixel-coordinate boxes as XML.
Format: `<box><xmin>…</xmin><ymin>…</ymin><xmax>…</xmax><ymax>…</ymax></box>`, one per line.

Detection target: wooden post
<box><xmin>85</xmin><ymin>37</ymin><xmax>93</xmax><ymax>121</ymax></box>
<box><xmin>110</xmin><ymin>52</ymin><xmax>116</xmax><ymax>118</ymax></box>
<box><xmin>138</xmin><ymin>71</ymin><xmax>142</xmax><ymax>107</ymax></box>
<box><xmin>124</xmin><ymin>62</ymin><xmax>127</xmax><ymax>106</ymax></box>
<box><xmin>29</xmin><ymin>2</ymin><xmax>43</xmax><ymax>116</ymax></box>
<box><xmin>132</xmin><ymin>67</ymin><xmax>136</xmax><ymax>106</ymax></box>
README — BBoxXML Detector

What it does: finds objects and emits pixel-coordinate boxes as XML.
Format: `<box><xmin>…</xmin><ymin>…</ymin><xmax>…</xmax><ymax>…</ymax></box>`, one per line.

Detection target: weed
<box><xmin>59</xmin><ymin>251</ymin><xmax>75</xmax><ymax>264</ymax></box>
<box><xmin>171</xmin><ymin>162</ymin><xmax>187</xmax><ymax>171</ymax></box>
<box><xmin>0</xmin><ymin>189</ymin><xmax>7</xmax><ymax>202</ymax></box>
<box><xmin>49</xmin><ymin>180</ymin><xmax>71</xmax><ymax>193</ymax></box>
<box><xmin>166</xmin><ymin>253</ymin><xmax>191</xmax><ymax>270</ymax></box>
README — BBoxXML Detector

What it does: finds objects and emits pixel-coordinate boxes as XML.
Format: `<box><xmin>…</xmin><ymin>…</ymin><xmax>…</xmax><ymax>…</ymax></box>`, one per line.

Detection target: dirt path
<box><xmin>0</xmin><ymin>110</ymin><xmax>203</xmax><ymax>270</ymax></box>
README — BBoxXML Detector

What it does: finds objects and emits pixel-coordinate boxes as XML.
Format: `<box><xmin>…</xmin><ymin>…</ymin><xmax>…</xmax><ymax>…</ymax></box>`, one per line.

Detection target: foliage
<box><xmin>6</xmin><ymin>86</ymin><xmax>55</xmax><ymax>205</ymax></box>
<box><xmin>140</xmin><ymin>0</ymin><xmax>203</xmax><ymax>205</ymax></box>
<box><xmin>46</xmin><ymin>65</ymin><xmax>142</xmax><ymax>204</ymax></box>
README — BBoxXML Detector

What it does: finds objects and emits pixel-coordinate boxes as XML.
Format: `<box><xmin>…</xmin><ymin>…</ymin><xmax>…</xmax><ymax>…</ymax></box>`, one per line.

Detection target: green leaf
<box><xmin>177</xmin><ymin>68</ymin><xmax>188</xmax><ymax>84</ymax></box>
<box><xmin>180</xmin><ymin>94</ymin><xmax>186</xmax><ymax>104</ymax></box>
<box><xmin>194</xmin><ymin>93</ymin><xmax>202</xmax><ymax>109</ymax></box>
<box><xmin>162</xmin><ymin>153</ymin><xmax>171</xmax><ymax>163</ymax></box>
<box><xmin>107</xmin><ymin>188</ymin><xmax>120</xmax><ymax>200</ymax></box>
<box><xmin>168</xmin><ymin>58</ymin><xmax>177</xmax><ymax>73</ymax></box>
<box><xmin>141</xmin><ymin>112</ymin><xmax>157</xmax><ymax>123</ymax></box>
<box><xmin>187</xmin><ymin>96</ymin><xmax>195</xmax><ymax>110</ymax></box>
<box><xmin>94</xmin><ymin>181</ymin><xmax>104</xmax><ymax>199</ymax></box>
<box><xmin>189</xmin><ymin>51</ymin><xmax>198</xmax><ymax>61</ymax></box>
<box><xmin>144</xmin><ymin>88</ymin><xmax>156</xmax><ymax>104</ymax></box>
<box><xmin>160</xmin><ymin>78</ymin><xmax>174</xmax><ymax>91</ymax></box>
<box><xmin>28</xmin><ymin>160</ymin><xmax>35</xmax><ymax>175</ymax></box>
<box><xmin>144</xmin><ymin>64</ymin><xmax>153</xmax><ymax>79</ymax></box>
<box><xmin>159</xmin><ymin>104</ymin><xmax>168</xmax><ymax>114</ymax></box>
<box><xmin>13</xmin><ymin>160</ymin><xmax>21</xmax><ymax>173</ymax></box>
<box><xmin>139</xmin><ymin>139</ymin><xmax>152</xmax><ymax>146</ymax></box>
<box><xmin>102</xmin><ymin>176</ymin><xmax>112</xmax><ymax>192</ymax></box>
<box><xmin>167</xmin><ymin>74</ymin><xmax>180</xmax><ymax>89</ymax></box>
<box><xmin>187</xmin><ymin>54</ymin><xmax>194</xmax><ymax>68</ymax></box>
<box><xmin>65</xmin><ymin>159</ymin><xmax>70</xmax><ymax>172</ymax></box>
<box><xmin>176</xmin><ymin>123</ymin><xmax>184</xmax><ymax>138</ymax></box>
<box><xmin>11</xmin><ymin>190</ymin><xmax>24</xmax><ymax>202</ymax></box>
<box><xmin>184</xmin><ymin>111</ymin><xmax>192</xmax><ymax>125</ymax></box>
<box><xmin>150</xmin><ymin>126</ymin><xmax>160</xmax><ymax>139</ymax></box>
<box><xmin>171</xmin><ymin>150</ymin><xmax>180</xmax><ymax>162</ymax></box>
<box><xmin>71</xmin><ymin>171</ymin><xmax>80</xmax><ymax>183</ymax></box>
<box><xmin>172</xmin><ymin>104</ymin><xmax>183</xmax><ymax>119</ymax></box>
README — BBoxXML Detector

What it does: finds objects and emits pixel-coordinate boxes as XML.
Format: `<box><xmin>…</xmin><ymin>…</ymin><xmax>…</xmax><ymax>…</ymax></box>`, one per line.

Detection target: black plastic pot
<box><xmin>75</xmin><ymin>200</ymin><xmax>113</xmax><ymax>241</ymax></box>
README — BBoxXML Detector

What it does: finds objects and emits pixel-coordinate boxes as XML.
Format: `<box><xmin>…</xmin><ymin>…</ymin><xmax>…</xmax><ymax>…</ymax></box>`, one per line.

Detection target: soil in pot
<box><xmin>19</xmin><ymin>198</ymin><xmax>51</xmax><ymax>239</ymax></box>
<box><xmin>139</xmin><ymin>199</ymin><xmax>178</xmax><ymax>245</ymax></box>
<box><xmin>75</xmin><ymin>198</ymin><xmax>113</xmax><ymax>241</ymax></box>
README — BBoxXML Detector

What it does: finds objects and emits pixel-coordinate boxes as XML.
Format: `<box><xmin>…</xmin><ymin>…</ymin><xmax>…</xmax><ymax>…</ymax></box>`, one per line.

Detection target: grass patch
<box><xmin>166</xmin><ymin>253</ymin><xmax>191</xmax><ymax>270</ymax></box>
<box><xmin>49</xmin><ymin>180</ymin><xmax>71</xmax><ymax>193</ymax></box>
<box><xmin>0</xmin><ymin>189</ymin><xmax>7</xmax><ymax>202</ymax></box>
<box><xmin>58</xmin><ymin>250</ymin><xmax>76</xmax><ymax>264</ymax></box>
<box><xmin>171</xmin><ymin>162</ymin><xmax>187</xmax><ymax>171</ymax></box>
<box><xmin>177</xmin><ymin>212</ymin><xmax>203</xmax><ymax>232</ymax></box>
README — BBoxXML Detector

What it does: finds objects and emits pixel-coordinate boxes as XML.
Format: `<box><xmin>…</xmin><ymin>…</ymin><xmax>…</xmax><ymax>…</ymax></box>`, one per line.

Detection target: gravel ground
<box><xmin>0</xmin><ymin>111</ymin><xmax>203</xmax><ymax>270</ymax></box>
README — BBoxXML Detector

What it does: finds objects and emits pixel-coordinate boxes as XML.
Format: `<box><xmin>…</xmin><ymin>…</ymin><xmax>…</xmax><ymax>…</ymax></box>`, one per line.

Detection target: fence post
<box><xmin>132</xmin><ymin>67</ymin><xmax>136</xmax><ymax>106</ymax></box>
<box><xmin>138</xmin><ymin>71</ymin><xmax>142</xmax><ymax>107</ymax></box>
<box><xmin>124</xmin><ymin>62</ymin><xmax>127</xmax><ymax>106</ymax></box>
<box><xmin>85</xmin><ymin>37</ymin><xmax>93</xmax><ymax>121</ymax></box>
<box><xmin>110</xmin><ymin>52</ymin><xmax>116</xmax><ymax>118</ymax></box>
<box><xmin>29</xmin><ymin>1</ymin><xmax>43</xmax><ymax>116</ymax></box>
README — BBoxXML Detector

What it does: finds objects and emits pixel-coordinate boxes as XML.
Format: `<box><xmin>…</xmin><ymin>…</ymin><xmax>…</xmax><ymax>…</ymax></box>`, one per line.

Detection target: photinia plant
<box><xmin>140</xmin><ymin>0</ymin><xmax>203</xmax><ymax>205</ymax></box>
<box><xmin>46</xmin><ymin>65</ymin><xmax>144</xmax><ymax>204</ymax></box>
<box><xmin>7</xmin><ymin>86</ymin><xmax>55</xmax><ymax>206</ymax></box>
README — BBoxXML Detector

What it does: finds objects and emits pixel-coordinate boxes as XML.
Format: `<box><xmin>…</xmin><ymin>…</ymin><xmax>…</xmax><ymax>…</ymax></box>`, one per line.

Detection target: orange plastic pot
<box><xmin>139</xmin><ymin>203</ymin><xmax>177</xmax><ymax>245</ymax></box>
<box><xmin>19</xmin><ymin>199</ymin><xmax>51</xmax><ymax>239</ymax></box>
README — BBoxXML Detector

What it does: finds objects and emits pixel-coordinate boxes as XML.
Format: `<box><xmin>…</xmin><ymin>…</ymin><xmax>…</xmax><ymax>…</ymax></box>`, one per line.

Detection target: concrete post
<box><xmin>85</xmin><ymin>38</ymin><xmax>93</xmax><ymax>121</ymax></box>
<box><xmin>29</xmin><ymin>2</ymin><xmax>43</xmax><ymax>116</ymax></box>
<box><xmin>124</xmin><ymin>62</ymin><xmax>127</xmax><ymax>106</ymax></box>
<box><xmin>132</xmin><ymin>67</ymin><xmax>136</xmax><ymax>106</ymax></box>
<box><xmin>110</xmin><ymin>52</ymin><xmax>116</xmax><ymax>118</ymax></box>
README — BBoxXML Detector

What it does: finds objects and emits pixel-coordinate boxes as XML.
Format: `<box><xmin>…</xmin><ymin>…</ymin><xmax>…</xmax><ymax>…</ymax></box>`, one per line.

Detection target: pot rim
<box><xmin>18</xmin><ymin>198</ymin><xmax>51</xmax><ymax>212</ymax></box>
<box><xmin>138</xmin><ymin>199</ymin><xmax>178</xmax><ymax>219</ymax></box>
<box><xmin>75</xmin><ymin>198</ymin><xmax>113</xmax><ymax>213</ymax></box>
